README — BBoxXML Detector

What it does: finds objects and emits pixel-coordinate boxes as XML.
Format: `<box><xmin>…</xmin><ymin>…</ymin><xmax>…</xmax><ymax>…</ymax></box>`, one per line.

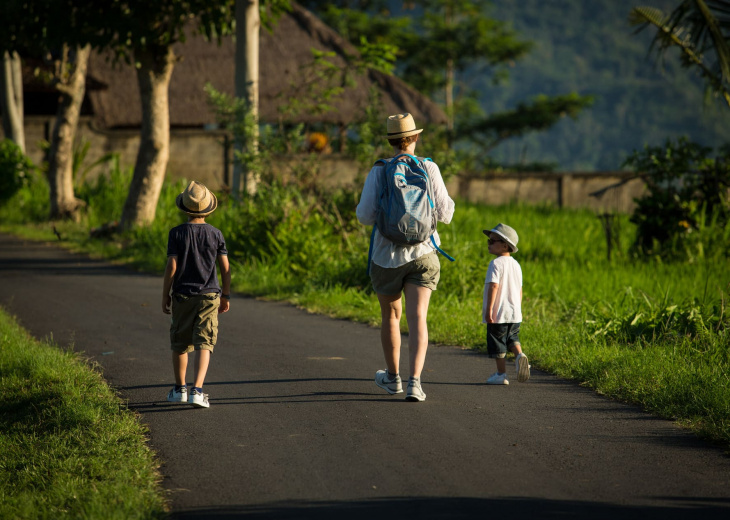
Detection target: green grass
<box><xmin>2</xmin><ymin>167</ymin><xmax>728</xmax><ymax>450</ymax></box>
<box><xmin>0</xmin><ymin>309</ymin><xmax>167</xmax><ymax>519</ymax></box>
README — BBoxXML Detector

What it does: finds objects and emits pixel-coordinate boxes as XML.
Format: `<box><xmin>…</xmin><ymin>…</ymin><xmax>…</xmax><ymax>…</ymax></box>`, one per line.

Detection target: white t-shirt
<box><xmin>482</xmin><ymin>255</ymin><xmax>523</xmax><ymax>324</ymax></box>
<box><xmin>356</xmin><ymin>158</ymin><xmax>455</xmax><ymax>268</ymax></box>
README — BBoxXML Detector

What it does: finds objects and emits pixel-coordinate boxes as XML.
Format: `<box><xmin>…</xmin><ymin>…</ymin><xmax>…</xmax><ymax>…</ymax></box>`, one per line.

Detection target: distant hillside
<box><xmin>478</xmin><ymin>0</ymin><xmax>730</xmax><ymax>171</ymax></box>
<box><xmin>305</xmin><ymin>0</ymin><xmax>728</xmax><ymax>171</ymax></box>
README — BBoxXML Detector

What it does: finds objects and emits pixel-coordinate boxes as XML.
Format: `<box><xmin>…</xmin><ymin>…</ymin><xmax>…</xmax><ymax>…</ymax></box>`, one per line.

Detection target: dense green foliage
<box><xmin>0</xmin><ymin>140</ymin><xmax>34</xmax><ymax>204</ymax></box>
<box><xmin>0</xmin><ymin>309</ymin><xmax>167</xmax><ymax>519</ymax></box>
<box><xmin>623</xmin><ymin>138</ymin><xmax>730</xmax><ymax>258</ymax></box>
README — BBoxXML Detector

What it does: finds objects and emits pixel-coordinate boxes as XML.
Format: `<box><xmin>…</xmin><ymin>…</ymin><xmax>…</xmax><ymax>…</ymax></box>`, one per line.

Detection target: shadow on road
<box><xmin>170</xmin><ymin>496</ymin><xmax>730</xmax><ymax>520</ymax></box>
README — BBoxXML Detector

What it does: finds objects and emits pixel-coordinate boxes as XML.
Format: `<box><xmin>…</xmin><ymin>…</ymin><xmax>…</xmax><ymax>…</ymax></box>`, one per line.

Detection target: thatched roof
<box><xmin>86</xmin><ymin>3</ymin><xmax>446</xmax><ymax>129</ymax></box>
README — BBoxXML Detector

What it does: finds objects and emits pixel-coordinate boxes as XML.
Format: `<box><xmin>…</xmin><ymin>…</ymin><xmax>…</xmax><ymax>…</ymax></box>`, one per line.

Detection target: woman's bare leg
<box><xmin>404</xmin><ymin>283</ymin><xmax>432</xmax><ymax>379</ymax></box>
<box><xmin>377</xmin><ymin>292</ymin><xmax>403</xmax><ymax>374</ymax></box>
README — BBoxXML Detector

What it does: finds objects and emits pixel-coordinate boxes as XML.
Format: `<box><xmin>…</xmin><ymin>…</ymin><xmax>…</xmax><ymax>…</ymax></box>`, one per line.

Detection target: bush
<box><xmin>0</xmin><ymin>140</ymin><xmax>35</xmax><ymax>205</ymax></box>
<box><xmin>623</xmin><ymin>138</ymin><xmax>730</xmax><ymax>260</ymax></box>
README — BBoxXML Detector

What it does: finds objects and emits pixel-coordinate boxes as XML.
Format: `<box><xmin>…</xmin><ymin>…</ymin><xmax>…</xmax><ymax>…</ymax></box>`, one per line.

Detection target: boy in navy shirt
<box><xmin>162</xmin><ymin>181</ymin><xmax>231</xmax><ymax>408</ymax></box>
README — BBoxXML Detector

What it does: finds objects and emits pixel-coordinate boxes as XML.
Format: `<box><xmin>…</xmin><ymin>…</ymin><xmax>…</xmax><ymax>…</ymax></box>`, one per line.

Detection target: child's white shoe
<box><xmin>188</xmin><ymin>388</ymin><xmax>210</xmax><ymax>408</ymax></box>
<box><xmin>486</xmin><ymin>372</ymin><xmax>509</xmax><ymax>385</ymax></box>
<box><xmin>515</xmin><ymin>353</ymin><xmax>531</xmax><ymax>383</ymax></box>
<box><xmin>167</xmin><ymin>386</ymin><xmax>188</xmax><ymax>403</ymax></box>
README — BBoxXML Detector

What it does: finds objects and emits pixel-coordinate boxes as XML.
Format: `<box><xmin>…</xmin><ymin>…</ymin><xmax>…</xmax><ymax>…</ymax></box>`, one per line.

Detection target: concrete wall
<box><xmin>13</xmin><ymin>119</ymin><xmax>645</xmax><ymax>213</ymax></box>
<box><xmin>448</xmin><ymin>172</ymin><xmax>646</xmax><ymax>214</ymax></box>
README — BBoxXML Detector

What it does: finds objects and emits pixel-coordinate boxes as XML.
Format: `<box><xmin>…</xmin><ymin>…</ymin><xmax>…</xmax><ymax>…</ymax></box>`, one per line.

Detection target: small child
<box><xmin>482</xmin><ymin>223</ymin><xmax>530</xmax><ymax>385</ymax></box>
<box><xmin>162</xmin><ymin>181</ymin><xmax>231</xmax><ymax>408</ymax></box>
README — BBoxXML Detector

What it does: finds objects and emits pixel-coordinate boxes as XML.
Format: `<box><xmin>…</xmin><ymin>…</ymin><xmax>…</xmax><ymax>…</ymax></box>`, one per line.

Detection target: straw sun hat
<box><xmin>175</xmin><ymin>181</ymin><xmax>218</xmax><ymax>217</ymax></box>
<box><xmin>384</xmin><ymin>113</ymin><xmax>423</xmax><ymax>139</ymax></box>
<box><xmin>483</xmin><ymin>223</ymin><xmax>519</xmax><ymax>253</ymax></box>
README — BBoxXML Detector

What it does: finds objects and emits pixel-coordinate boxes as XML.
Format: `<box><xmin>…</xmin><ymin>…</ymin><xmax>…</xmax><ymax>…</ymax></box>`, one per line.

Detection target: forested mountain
<box><xmin>309</xmin><ymin>0</ymin><xmax>729</xmax><ymax>172</ymax></box>
<box><xmin>482</xmin><ymin>0</ymin><xmax>730</xmax><ymax>171</ymax></box>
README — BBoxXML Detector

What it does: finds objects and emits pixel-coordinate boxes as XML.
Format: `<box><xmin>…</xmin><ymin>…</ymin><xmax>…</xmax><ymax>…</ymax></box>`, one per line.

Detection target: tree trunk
<box><xmin>445</xmin><ymin>57</ymin><xmax>454</xmax><ymax>139</ymax></box>
<box><xmin>47</xmin><ymin>44</ymin><xmax>90</xmax><ymax>221</ymax></box>
<box><xmin>233</xmin><ymin>0</ymin><xmax>260</xmax><ymax>198</ymax></box>
<box><xmin>119</xmin><ymin>45</ymin><xmax>174</xmax><ymax>230</ymax></box>
<box><xmin>444</xmin><ymin>0</ymin><xmax>455</xmax><ymax>145</ymax></box>
<box><xmin>1</xmin><ymin>51</ymin><xmax>25</xmax><ymax>153</ymax></box>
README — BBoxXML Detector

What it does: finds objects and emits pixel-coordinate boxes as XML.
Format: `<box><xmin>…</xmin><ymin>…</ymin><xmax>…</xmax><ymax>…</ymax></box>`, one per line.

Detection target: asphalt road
<box><xmin>1</xmin><ymin>232</ymin><xmax>729</xmax><ymax>520</ymax></box>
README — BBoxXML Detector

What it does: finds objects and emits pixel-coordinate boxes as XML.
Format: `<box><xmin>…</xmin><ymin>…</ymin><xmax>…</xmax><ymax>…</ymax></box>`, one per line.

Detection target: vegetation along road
<box><xmin>1</xmin><ymin>232</ymin><xmax>729</xmax><ymax>519</ymax></box>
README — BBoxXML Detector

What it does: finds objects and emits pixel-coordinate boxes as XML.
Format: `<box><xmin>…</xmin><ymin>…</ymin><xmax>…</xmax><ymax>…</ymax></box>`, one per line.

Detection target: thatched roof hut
<box><xmin>85</xmin><ymin>2</ymin><xmax>446</xmax><ymax>129</ymax></box>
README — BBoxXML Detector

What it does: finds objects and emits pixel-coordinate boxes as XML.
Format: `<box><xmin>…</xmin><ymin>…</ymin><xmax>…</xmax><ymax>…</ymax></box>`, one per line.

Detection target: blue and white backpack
<box><xmin>367</xmin><ymin>153</ymin><xmax>454</xmax><ymax>273</ymax></box>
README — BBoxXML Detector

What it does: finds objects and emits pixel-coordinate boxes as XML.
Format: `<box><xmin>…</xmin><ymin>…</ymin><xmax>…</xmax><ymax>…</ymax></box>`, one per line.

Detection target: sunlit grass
<box><xmin>0</xmin><ymin>309</ymin><xmax>167</xmax><ymax>519</ymax></box>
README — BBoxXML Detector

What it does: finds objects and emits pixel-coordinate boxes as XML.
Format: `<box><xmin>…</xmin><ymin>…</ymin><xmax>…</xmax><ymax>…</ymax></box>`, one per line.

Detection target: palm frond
<box><xmin>629</xmin><ymin>6</ymin><xmax>668</xmax><ymax>27</ymax></box>
<box><xmin>694</xmin><ymin>0</ymin><xmax>730</xmax><ymax>84</ymax></box>
<box><xmin>630</xmin><ymin>2</ymin><xmax>730</xmax><ymax>108</ymax></box>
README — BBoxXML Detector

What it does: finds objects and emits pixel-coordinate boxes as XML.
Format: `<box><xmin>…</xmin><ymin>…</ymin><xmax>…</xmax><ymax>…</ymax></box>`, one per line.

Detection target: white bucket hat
<box><xmin>384</xmin><ymin>113</ymin><xmax>423</xmax><ymax>139</ymax></box>
<box><xmin>175</xmin><ymin>181</ymin><xmax>218</xmax><ymax>217</ymax></box>
<box><xmin>483</xmin><ymin>223</ymin><xmax>519</xmax><ymax>253</ymax></box>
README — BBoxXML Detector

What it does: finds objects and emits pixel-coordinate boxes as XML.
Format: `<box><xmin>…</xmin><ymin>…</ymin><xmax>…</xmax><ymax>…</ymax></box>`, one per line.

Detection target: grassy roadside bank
<box><xmin>0</xmin><ymin>308</ymin><xmax>167</xmax><ymax>519</ymax></box>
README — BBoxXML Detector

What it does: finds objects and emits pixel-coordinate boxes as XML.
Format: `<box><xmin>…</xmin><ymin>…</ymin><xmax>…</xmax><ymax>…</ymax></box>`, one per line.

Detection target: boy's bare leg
<box><xmin>193</xmin><ymin>349</ymin><xmax>211</xmax><ymax>388</ymax></box>
<box><xmin>495</xmin><ymin>357</ymin><xmax>507</xmax><ymax>374</ymax></box>
<box><xmin>172</xmin><ymin>352</ymin><xmax>188</xmax><ymax>386</ymax></box>
<box><xmin>404</xmin><ymin>283</ymin><xmax>432</xmax><ymax>379</ymax></box>
<box><xmin>496</xmin><ymin>344</ymin><xmax>523</xmax><ymax>373</ymax></box>
<box><xmin>377</xmin><ymin>293</ymin><xmax>402</xmax><ymax>375</ymax></box>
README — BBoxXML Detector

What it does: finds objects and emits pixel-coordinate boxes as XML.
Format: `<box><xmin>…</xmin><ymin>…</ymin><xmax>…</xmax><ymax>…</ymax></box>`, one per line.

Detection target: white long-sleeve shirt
<box><xmin>356</xmin><ymin>158</ymin><xmax>455</xmax><ymax>268</ymax></box>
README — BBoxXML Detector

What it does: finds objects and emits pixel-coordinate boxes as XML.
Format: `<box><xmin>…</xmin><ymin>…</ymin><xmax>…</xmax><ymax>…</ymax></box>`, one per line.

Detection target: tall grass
<box><xmin>1</xmin><ymin>160</ymin><xmax>728</xmax><ymax>446</ymax></box>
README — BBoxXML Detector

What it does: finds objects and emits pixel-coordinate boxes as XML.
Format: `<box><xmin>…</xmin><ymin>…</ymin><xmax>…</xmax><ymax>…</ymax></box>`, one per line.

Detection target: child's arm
<box><xmin>162</xmin><ymin>256</ymin><xmax>177</xmax><ymax>314</ymax></box>
<box><xmin>218</xmin><ymin>254</ymin><xmax>231</xmax><ymax>314</ymax></box>
<box><xmin>486</xmin><ymin>282</ymin><xmax>499</xmax><ymax>323</ymax></box>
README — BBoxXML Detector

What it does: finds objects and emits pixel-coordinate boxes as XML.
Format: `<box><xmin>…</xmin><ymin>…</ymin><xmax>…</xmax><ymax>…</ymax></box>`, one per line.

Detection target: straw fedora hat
<box><xmin>175</xmin><ymin>181</ymin><xmax>218</xmax><ymax>217</ymax></box>
<box><xmin>384</xmin><ymin>113</ymin><xmax>423</xmax><ymax>139</ymax></box>
<box><xmin>482</xmin><ymin>223</ymin><xmax>519</xmax><ymax>253</ymax></box>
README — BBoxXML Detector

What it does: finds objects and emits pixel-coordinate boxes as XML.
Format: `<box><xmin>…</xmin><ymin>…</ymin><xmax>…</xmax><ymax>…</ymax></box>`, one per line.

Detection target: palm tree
<box><xmin>630</xmin><ymin>0</ymin><xmax>730</xmax><ymax>108</ymax></box>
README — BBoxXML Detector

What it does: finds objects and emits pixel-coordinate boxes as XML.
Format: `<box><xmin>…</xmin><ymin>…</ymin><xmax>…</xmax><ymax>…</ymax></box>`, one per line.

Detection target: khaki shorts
<box><xmin>370</xmin><ymin>252</ymin><xmax>440</xmax><ymax>295</ymax></box>
<box><xmin>170</xmin><ymin>293</ymin><xmax>219</xmax><ymax>354</ymax></box>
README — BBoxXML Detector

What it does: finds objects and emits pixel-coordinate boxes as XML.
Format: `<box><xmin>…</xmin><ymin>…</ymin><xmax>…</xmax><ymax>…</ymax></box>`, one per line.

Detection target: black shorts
<box><xmin>486</xmin><ymin>322</ymin><xmax>521</xmax><ymax>359</ymax></box>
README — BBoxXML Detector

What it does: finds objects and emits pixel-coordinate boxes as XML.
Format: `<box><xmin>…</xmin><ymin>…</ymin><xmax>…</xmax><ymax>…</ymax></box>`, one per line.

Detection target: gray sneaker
<box><xmin>167</xmin><ymin>386</ymin><xmax>188</xmax><ymax>403</ymax></box>
<box><xmin>406</xmin><ymin>377</ymin><xmax>426</xmax><ymax>402</ymax></box>
<box><xmin>375</xmin><ymin>370</ymin><xmax>403</xmax><ymax>394</ymax></box>
<box><xmin>515</xmin><ymin>353</ymin><xmax>531</xmax><ymax>383</ymax></box>
<box><xmin>188</xmin><ymin>388</ymin><xmax>210</xmax><ymax>408</ymax></box>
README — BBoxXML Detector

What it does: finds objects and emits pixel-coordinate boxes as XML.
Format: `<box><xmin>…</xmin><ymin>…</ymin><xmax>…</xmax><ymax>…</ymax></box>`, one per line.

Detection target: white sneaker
<box><xmin>515</xmin><ymin>353</ymin><xmax>531</xmax><ymax>383</ymax></box>
<box><xmin>406</xmin><ymin>377</ymin><xmax>426</xmax><ymax>402</ymax></box>
<box><xmin>486</xmin><ymin>372</ymin><xmax>509</xmax><ymax>385</ymax></box>
<box><xmin>375</xmin><ymin>370</ymin><xmax>403</xmax><ymax>394</ymax></box>
<box><xmin>167</xmin><ymin>386</ymin><xmax>188</xmax><ymax>403</ymax></box>
<box><xmin>188</xmin><ymin>388</ymin><xmax>210</xmax><ymax>408</ymax></box>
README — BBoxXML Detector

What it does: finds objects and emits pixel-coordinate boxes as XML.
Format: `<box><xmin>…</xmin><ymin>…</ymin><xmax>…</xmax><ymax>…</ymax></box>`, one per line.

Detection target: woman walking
<box><xmin>356</xmin><ymin>113</ymin><xmax>455</xmax><ymax>402</ymax></box>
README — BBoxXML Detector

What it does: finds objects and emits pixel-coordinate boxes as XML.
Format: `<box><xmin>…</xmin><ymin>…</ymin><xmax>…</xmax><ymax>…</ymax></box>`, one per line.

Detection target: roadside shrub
<box><xmin>75</xmin><ymin>155</ymin><xmax>133</xmax><ymax>228</ymax></box>
<box><xmin>585</xmin><ymin>292</ymin><xmax>729</xmax><ymax>345</ymax></box>
<box><xmin>0</xmin><ymin>140</ymin><xmax>35</xmax><ymax>205</ymax></box>
<box><xmin>213</xmin><ymin>179</ymin><xmax>370</xmax><ymax>291</ymax></box>
<box><xmin>623</xmin><ymin>137</ymin><xmax>730</xmax><ymax>260</ymax></box>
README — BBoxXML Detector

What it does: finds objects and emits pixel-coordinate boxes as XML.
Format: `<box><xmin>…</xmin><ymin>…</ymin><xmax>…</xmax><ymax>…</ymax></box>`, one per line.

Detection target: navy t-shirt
<box><xmin>166</xmin><ymin>223</ymin><xmax>228</xmax><ymax>296</ymax></box>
